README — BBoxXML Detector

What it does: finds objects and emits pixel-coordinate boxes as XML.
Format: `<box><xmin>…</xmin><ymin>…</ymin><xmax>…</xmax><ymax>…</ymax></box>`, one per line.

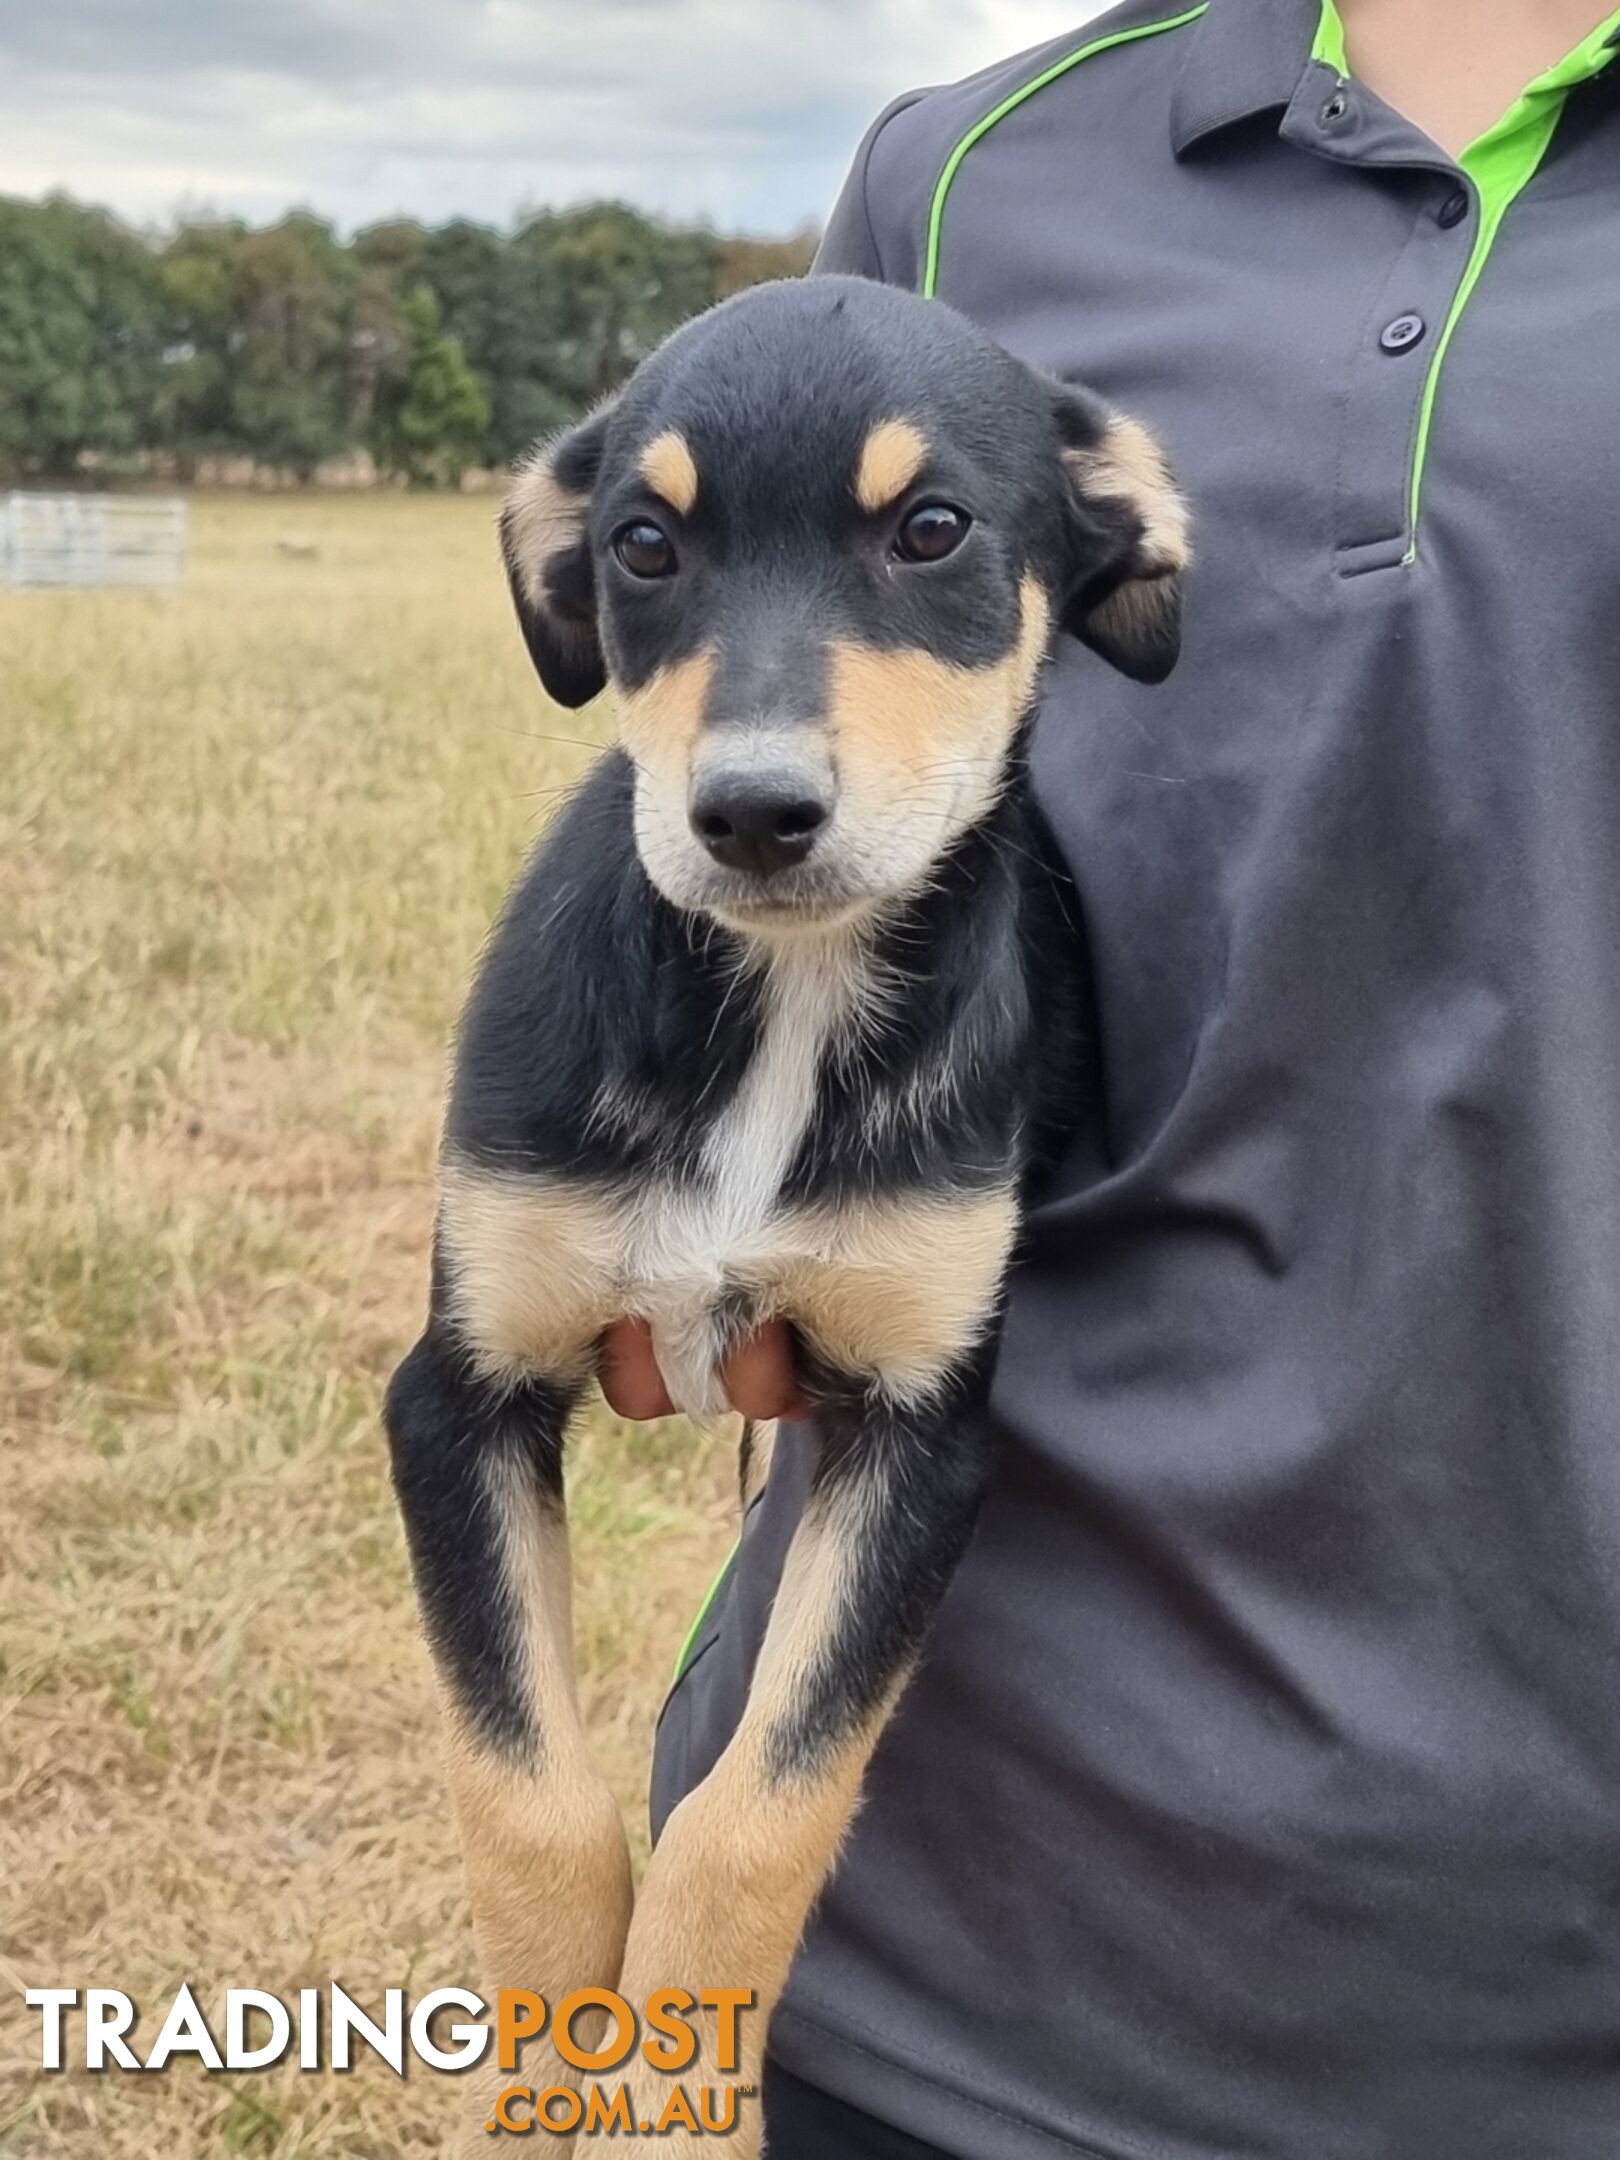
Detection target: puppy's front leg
<box><xmin>615</xmin><ymin>1368</ymin><xmax>995</xmax><ymax>2156</ymax></box>
<box><xmin>386</xmin><ymin>1326</ymin><xmax>633</xmax><ymax>2154</ymax></box>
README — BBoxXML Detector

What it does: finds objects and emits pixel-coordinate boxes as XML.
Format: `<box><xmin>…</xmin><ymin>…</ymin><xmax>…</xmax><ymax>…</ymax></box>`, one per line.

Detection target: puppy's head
<box><xmin>501</xmin><ymin>276</ymin><xmax>1188</xmax><ymax>935</ymax></box>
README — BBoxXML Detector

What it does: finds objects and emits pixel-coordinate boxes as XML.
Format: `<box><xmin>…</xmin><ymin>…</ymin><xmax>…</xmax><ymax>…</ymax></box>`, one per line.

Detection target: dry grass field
<box><xmin>0</xmin><ymin>493</ymin><xmax>736</xmax><ymax>2156</ymax></box>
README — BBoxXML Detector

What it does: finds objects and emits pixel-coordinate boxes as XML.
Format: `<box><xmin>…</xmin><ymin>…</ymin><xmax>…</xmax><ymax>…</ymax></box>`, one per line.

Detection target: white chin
<box><xmin>705</xmin><ymin>894</ymin><xmax>880</xmax><ymax>938</ymax></box>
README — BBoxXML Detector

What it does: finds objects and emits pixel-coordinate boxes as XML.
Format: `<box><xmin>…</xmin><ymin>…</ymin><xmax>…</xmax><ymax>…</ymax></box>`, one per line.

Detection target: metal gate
<box><xmin>1</xmin><ymin>493</ymin><xmax>187</xmax><ymax>590</ymax></box>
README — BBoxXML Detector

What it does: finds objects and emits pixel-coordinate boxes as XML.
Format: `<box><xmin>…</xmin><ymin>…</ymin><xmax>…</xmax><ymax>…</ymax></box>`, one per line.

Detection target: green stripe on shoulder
<box><xmin>922</xmin><ymin>6</ymin><xmax>1209</xmax><ymax>299</ymax></box>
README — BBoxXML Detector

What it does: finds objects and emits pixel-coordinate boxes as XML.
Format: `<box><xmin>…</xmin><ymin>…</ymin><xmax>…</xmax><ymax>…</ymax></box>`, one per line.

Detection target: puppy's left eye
<box><xmin>613</xmin><ymin>521</ymin><xmax>678</xmax><ymax>579</ymax></box>
<box><xmin>894</xmin><ymin>503</ymin><xmax>971</xmax><ymax>564</ymax></box>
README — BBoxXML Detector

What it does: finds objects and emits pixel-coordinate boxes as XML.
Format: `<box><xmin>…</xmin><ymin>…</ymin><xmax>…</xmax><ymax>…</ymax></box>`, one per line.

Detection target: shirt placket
<box><xmin>1282</xmin><ymin>17</ymin><xmax>1620</xmax><ymax>577</ymax></box>
<box><xmin>1278</xmin><ymin>60</ymin><xmax>1474</xmax><ymax>578</ymax></box>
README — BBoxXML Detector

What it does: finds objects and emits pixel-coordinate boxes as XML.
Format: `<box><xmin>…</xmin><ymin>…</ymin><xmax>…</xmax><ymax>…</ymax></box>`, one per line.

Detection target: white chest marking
<box><xmin>632</xmin><ymin>934</ymin><xmax>870</xmax><ymax>1416</ymax></box>
<box><xmin>436</xmin><ymin>932</ymin><xmax>1012</xmax><ymax>1427</ymax></box>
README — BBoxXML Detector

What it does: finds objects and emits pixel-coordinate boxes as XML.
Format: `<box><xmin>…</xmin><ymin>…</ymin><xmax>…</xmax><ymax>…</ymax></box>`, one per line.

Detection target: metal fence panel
<box><xmin>1</xmin><ymin>493</ymin><xmax>187</xmax><ymax>590</ymax></box>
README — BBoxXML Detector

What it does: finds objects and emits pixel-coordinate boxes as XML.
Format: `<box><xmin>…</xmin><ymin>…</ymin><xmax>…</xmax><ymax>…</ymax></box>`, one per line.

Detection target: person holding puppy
<box><xmin>616</xmin><ymin>1</ymin><xmax>1620</xmax><ymax>2152</ymax></box>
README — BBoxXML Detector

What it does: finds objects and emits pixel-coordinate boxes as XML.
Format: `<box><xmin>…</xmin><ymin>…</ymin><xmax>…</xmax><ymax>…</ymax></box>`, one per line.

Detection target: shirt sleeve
<box><xmin>811</xmin><ymin>90</ymin><xmax>933</xmax><ymax>289</ymax></box>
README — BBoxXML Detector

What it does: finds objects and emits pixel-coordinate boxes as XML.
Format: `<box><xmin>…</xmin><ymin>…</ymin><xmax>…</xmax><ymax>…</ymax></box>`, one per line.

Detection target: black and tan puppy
<box><xmin>386</xmin><ymin>273</ymin><xmax>1186</xmax><ymax>2151</ymax></box>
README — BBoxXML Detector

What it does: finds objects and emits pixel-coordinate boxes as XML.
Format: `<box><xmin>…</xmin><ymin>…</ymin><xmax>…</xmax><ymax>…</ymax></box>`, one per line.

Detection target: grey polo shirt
<box><xmin>650</xmin><ymin>3</ymin><xmax>1620</xmax><ymax>2153</ymax></box>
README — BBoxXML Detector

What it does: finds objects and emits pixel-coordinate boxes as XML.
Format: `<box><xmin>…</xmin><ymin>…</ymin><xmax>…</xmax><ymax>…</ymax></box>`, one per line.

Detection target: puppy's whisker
<box><xmin>498</xmin><ymin>725</ymin><xmax>608</xmax><ymax>754</ymax></box>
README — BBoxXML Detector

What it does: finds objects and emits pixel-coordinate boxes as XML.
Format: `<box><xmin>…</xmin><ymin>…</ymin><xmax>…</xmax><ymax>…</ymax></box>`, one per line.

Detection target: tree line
<box><xmin>0</xmin><ymin>194</ymin><xmax>818</xmax><ymax>485</ymax></box>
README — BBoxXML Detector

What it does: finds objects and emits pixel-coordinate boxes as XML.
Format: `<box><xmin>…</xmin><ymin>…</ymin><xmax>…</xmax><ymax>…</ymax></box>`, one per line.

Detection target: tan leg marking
<box><xmin>614</xmin><ymin>1474</ymin><xmax>894</xmax><ymax>2159</ymax></box>
<box><xmin>447</xmin><ymin>1460</ymin><xmax>632</xmax><ymax>2154</ymax></box>
<box><xmin>739</xmin><ymin>1416</ymin><xmax>776</xmax><ymax>1511</ymax></box>
<box><xmin>438</xmin><ymin>1157</ymin><xmax>621</xmax><ymax>1387</ymax></box>
<box><xmin>768</xmin><ymin>1184</ymin><xmax>1018</xmax><ymax>1404</ymax></box>
<box><xmin>853</xmin><ymin>416</ymin><xmax>929</xmax><ymax>513</ymax></box>
<box><xmin>608</xmin><ymin>1185</ymin><xmax>1017</xmax><ymax>2148</ymax></box>
<box><xmin>639</xmin><ymin>429</ymin><xmax>700</xmax><ymax>517</ymax></box>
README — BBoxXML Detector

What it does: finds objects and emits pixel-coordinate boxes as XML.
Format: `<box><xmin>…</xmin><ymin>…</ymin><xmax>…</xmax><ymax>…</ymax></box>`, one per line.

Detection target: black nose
<box><xmin>689</xmin><ymin>777</ymin><xmax>830</xmax><ymax>878</ymax></box>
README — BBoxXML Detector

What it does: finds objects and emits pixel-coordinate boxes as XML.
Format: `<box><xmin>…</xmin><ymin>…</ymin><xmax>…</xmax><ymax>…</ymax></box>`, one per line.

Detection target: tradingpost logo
<box><xmin>25</xmin><ymin>1983</ymin><xmax>756</xmax><ymax>2139</ymax></box>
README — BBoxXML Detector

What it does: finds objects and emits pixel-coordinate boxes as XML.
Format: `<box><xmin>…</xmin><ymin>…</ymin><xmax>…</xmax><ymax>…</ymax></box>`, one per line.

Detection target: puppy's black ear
<box><xmin>499</xmin><ymin>402</ymin><xmax>617</xmax><ymax>707</ymax></box>
<box><xmin>1049</xmin><ymin>384</ymin><xmax>1190</xmax><ymax>685</ymax></box>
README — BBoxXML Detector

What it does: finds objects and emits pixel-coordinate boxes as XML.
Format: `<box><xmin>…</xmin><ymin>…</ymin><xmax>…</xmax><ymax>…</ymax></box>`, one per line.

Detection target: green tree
<box><xmin>351</xmin><ymin>217</ymin><xmax>429</xmax><ymax>292</ymax></box>
<box><xmin>716</xmin><ymin>226</ymin><xmax>820</xmax><ymax>297</ymax></box>
<box><xmin>349</xmin><ymin>219</ymin><xmax>432</xmax><ymax>441</ymax></box>
<box><xmin>528</xmin><ymin>202</ymin><xmax>722</xmax><ymax>409</ymax></box>
<box><xmin>228</xmin><ymin>213</ymin><xmax>358</xmax><ymax>481</ymax></box>
<box><xmin>0</xmin><ymin>190</ymin><xmax>825</xmax><ymax>484</ymax></box>
<box><xmin>370</xmin><ymin>285</ymin><xmax>491</xmax><ymax>486</ymax></box>
<box><xmin>153</xmin><ymin>217</ymin><xmax>249</xmax><ymax>477</ymax></box>
<box><xmin>420</xmin><ymin>217</ymin><xmax>574</xmax><ymax>466</ymax></box>
<box><xmin>0</xmin><ymin>193</ymin><xmax>165</xmax><ymax>477</ymax></box>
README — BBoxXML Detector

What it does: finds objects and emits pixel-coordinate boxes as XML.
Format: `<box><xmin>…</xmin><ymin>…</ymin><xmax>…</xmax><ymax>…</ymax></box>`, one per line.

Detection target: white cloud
<box><xmin>0</xmin><ymin>0</ymin><xmax>1098</xmax><ymax>233</ymax></box>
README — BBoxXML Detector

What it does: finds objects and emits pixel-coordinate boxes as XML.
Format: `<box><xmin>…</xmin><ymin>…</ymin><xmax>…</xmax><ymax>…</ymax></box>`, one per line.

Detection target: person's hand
<box><xmin>599</xmin><ymin>1314</ymin><xmax>809</xmax><ymax>1421</ymax></box>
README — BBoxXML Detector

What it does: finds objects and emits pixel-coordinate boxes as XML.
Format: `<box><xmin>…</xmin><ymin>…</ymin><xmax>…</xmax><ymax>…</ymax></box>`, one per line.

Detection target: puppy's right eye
<box><xmin>894</xmin><ymin>502</ymin><xmax>971</xmax><ymax>564</ymax></box>
<box><xmin>613</xmin><ymin>521</ymin><xmax>678</xmax><ymax>580</ymax></box>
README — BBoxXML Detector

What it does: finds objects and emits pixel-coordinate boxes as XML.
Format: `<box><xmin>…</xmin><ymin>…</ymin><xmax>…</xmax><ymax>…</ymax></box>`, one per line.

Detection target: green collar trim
<box><xmin>1312</xmin><ymin>0</ymin><xmax>1620</xmax><ymax>112</ymax></box>
<box><xmin>1311</xmin><ymin>0</ymin><xmax>1349</xmax><ymax>79</ymax></box>
<box><xmin>1458</xmin><ymin>5</ymin><xmax>1620</xmax><ymax>174</ymax></box>
<box><xmin>1406</xmin><ymin>4</ymin><xmax>1620</xmax><ymax>559</ymax></box>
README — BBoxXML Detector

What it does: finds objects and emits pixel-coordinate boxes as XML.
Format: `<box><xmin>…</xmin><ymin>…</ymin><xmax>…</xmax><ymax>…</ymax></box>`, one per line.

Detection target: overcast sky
<box><xmin>0</xmin><ymin>0</ymin><xmax>1099</xmax><ymax>237</ymax></box>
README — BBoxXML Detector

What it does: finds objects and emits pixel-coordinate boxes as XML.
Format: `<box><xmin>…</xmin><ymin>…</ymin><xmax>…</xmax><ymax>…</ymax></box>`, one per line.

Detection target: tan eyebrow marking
<box><xmin>854</xmin><ymin>418</ymin><xmax>930</xmax><ymax>514</ymax></box>
<box><xmin>638</xmin><ymin>429</ymin><xmax>699</xmax><ymax>516</ymax></box>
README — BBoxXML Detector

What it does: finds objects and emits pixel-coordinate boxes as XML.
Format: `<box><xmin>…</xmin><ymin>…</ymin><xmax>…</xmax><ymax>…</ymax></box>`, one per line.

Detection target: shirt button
<box><xmin>1380</xmin><ymin>312</ymin><xmax>1426</xmax><ymax>355</ymax></box>
<box><xmin>1437</xmin><ymin>187</ymin><xmax>1470</xmax><ymax>228</ymax></box>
